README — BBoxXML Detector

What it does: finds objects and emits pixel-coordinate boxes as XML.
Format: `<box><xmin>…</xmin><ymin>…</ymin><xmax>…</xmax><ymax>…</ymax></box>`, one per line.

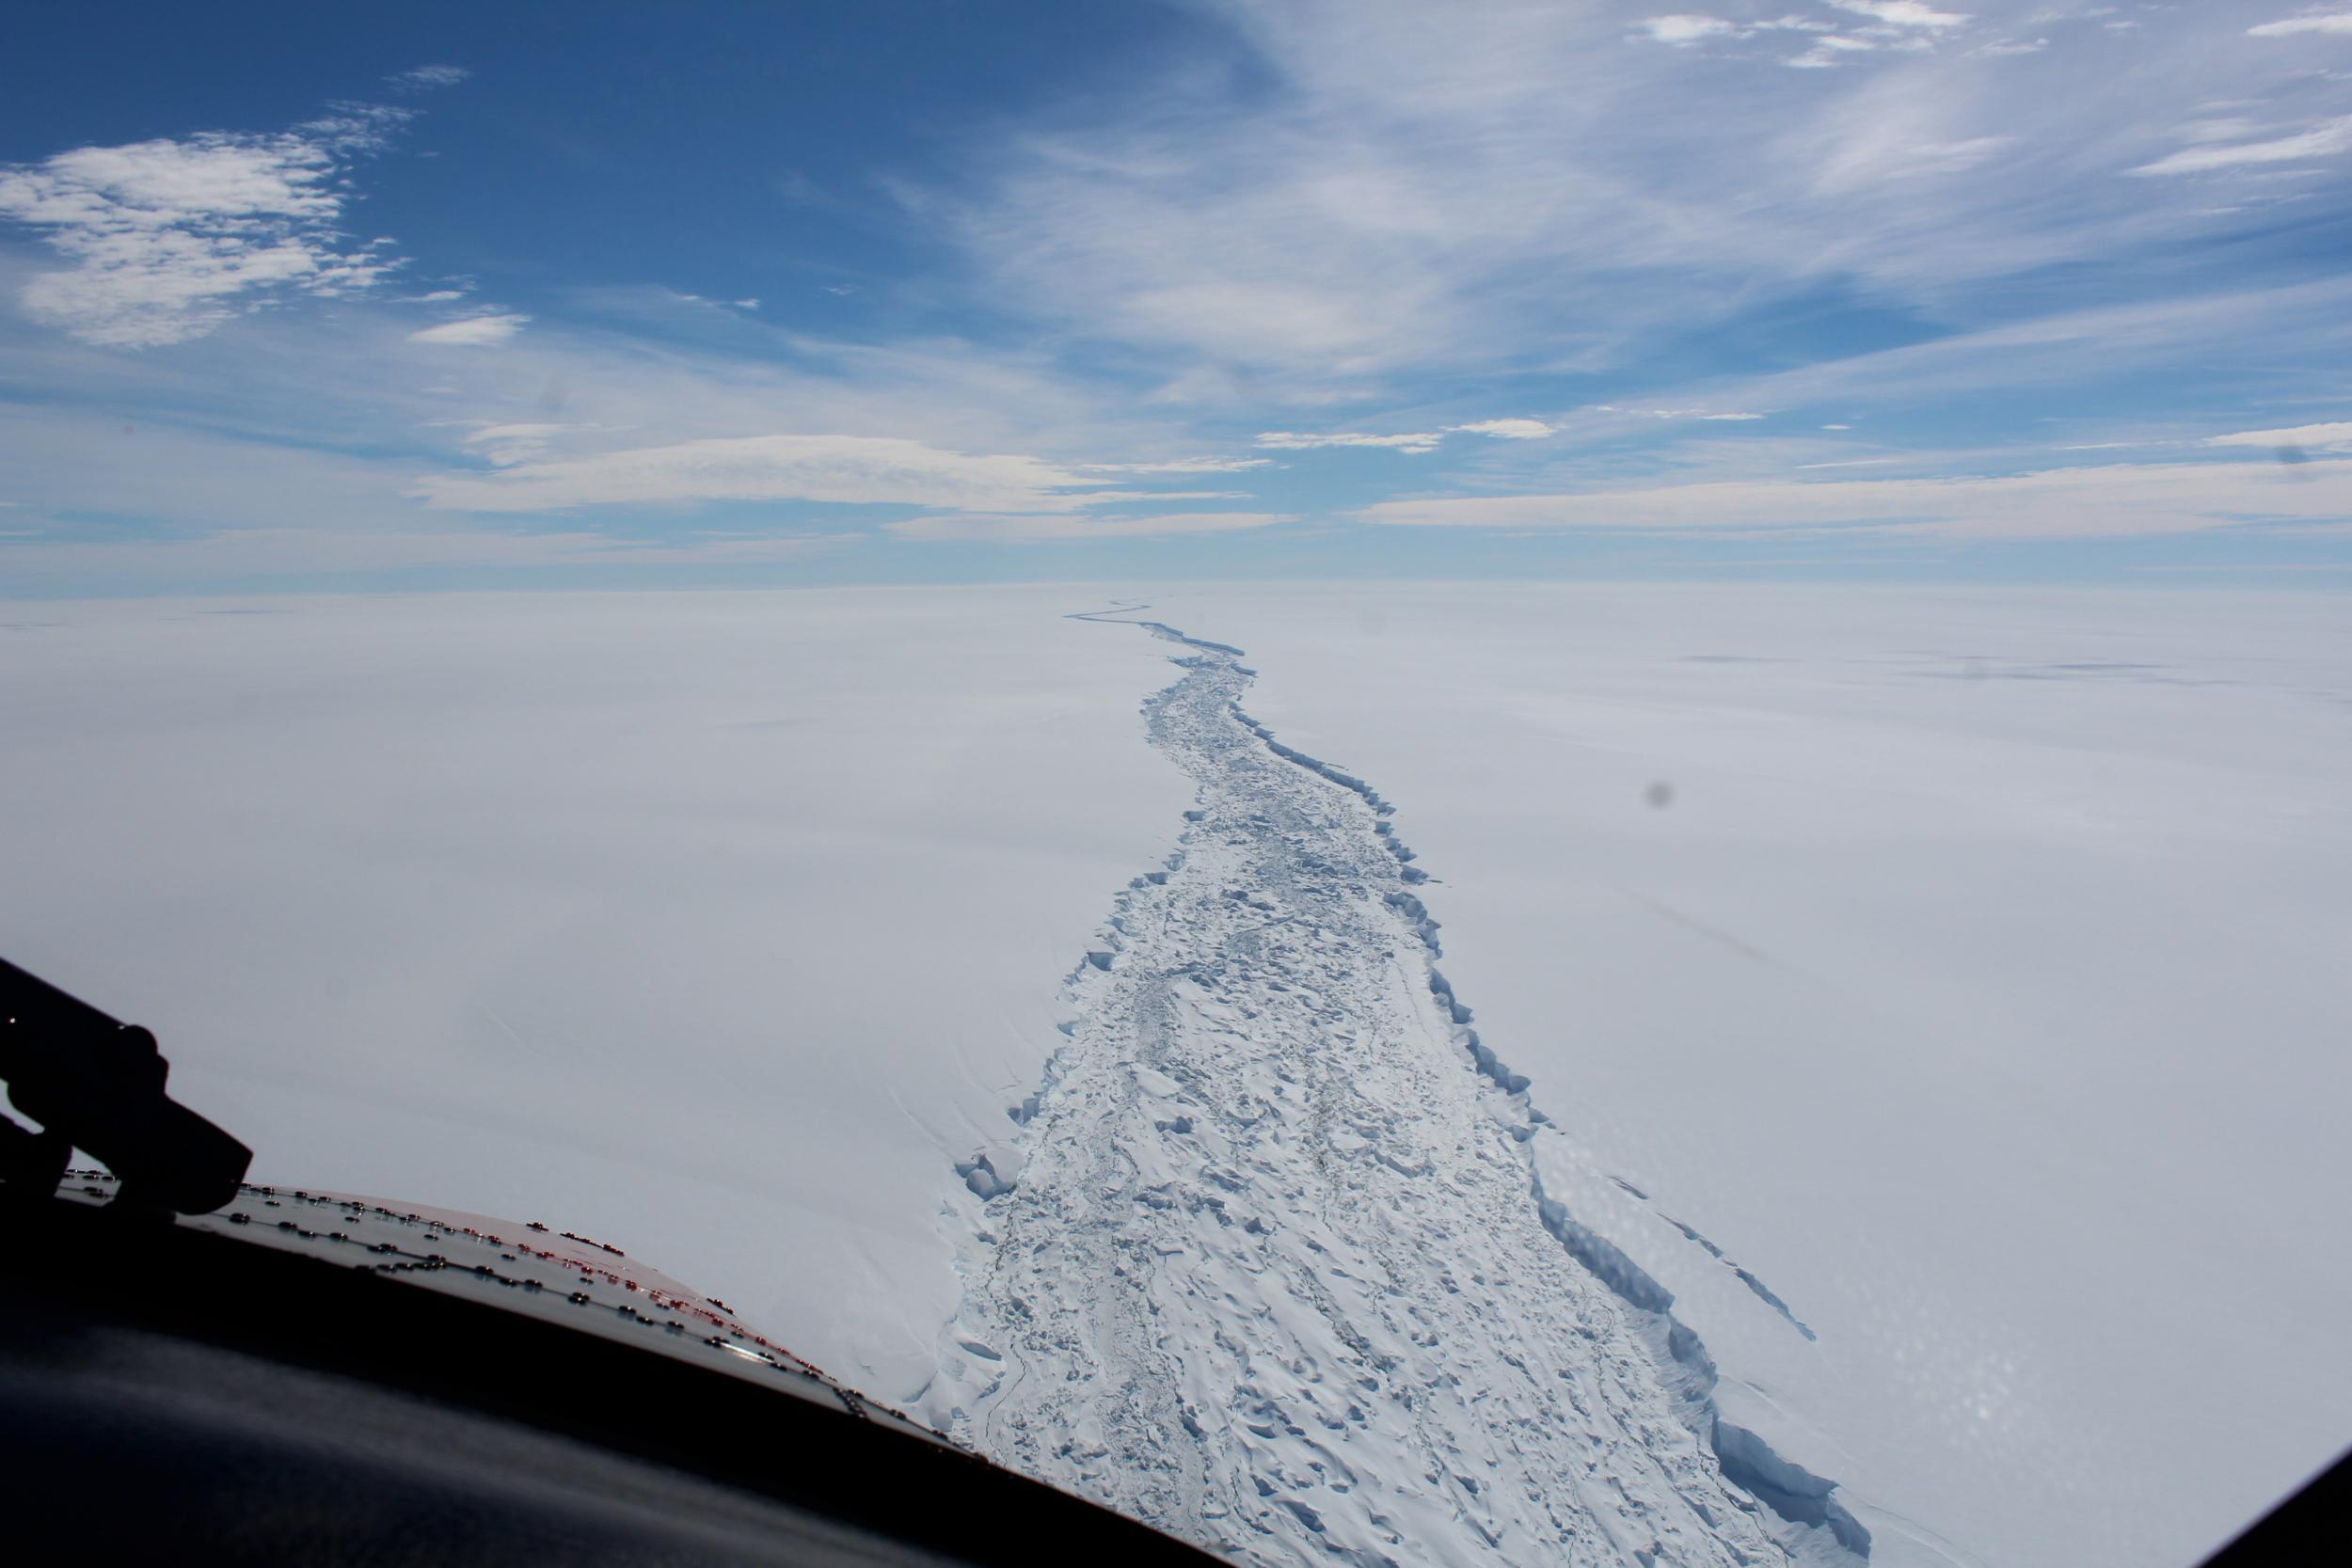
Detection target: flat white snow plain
<box><xmin>1036</xmin><ymin>583</ymin><xmax>2345</xmax><ymax>1568</ymax></box>
<box><xmin>0</xmin><ymin>588</ymin><xmax>1191</xmax><ymax>1397</ymax></box>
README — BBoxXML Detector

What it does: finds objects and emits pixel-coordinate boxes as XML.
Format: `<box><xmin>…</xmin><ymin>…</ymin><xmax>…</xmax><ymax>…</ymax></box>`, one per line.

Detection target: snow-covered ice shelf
<box><xmin>10</xmin><ymin>582</ymin><xmax>2344</xmax><ymax>1568</ymax></box>
<box><xmin>0</xmin><ymin>588</ymin><xmax>1194</xmax><ymax>1398</ymax></box>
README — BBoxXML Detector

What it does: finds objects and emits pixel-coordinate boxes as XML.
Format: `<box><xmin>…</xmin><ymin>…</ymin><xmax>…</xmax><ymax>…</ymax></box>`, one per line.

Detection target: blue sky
<box><xmin>3</xmin><ymin>0</ymin><xmax>2350</xmax><ymax>593</ymax></box>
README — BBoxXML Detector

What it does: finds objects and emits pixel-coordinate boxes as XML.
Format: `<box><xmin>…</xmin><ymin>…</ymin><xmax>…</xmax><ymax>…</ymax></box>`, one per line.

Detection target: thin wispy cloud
<box><xmin>1256</xmin><ymin>431</ymin><xmax>1447</xmax><ymax>453</ymax></box>
<box><xmin>1256</xmin><ymin>420</ymin><xmax>1556</xmax><ymax>453</ymax></box>
<box><xmin>386</xmin><ymin>64</ymin><xmax>471</xmax><ymax>93</ymax></box>
<box><xmin>1082</xmin><ymin>457</ymin><xmax>1276</xmax><ymax>473</ymax></box>
<box><xmin>1828</xmin><ymin>1</ymin><xmax>1968</xmax><ymax>29</ymax></box>
<box><xmin>1452</xmin><ymin>419</ymin><xmax>1555</xmax><ymax>439</ymax></box>
<box><xmin>1</xmin><ymin>523</ymin><xmax>850</xmax><ymax>578</ymax></box>
<box><xmin>413</xmin><ymin>434</ymin><xmax>1122</xmax><ymax>515</ymax></box>
<box><xmin>5</xmin><ymin>5</ymin><xmax>2348</xmax><ymax>586</ymax></box>
<box><xmin>2248</xmin><ymin>9</ymin><xmax>2352</xmax><ymax>38</ymax></box>
<box><xmin>2207</xmin><ymin>420</ymin><xmax>2352</xmax><ymax>451</ymax></box>
<box><xmin>1789</xmin><ymin>37</ymin><xmax>1881</xmax><ymax>70</ymax></box>
<box><xmin>1637</xmin><ymin>16</ymin><xmax>1741</xmax><ymax>47</ymax></box>
<box><xmin>0</xmin><ymin>107</ymin><xmax>410</xmax><ymax>346</ymax></box>
<box><xmin>1635</xmin><ymin>12</ymin><xmax>1841</xmax><ymax>49</ymax></box>
<box><xmin>2131</xmin><ymin>116</ymin><xmax>2352</xmax><ymax>176</ymax></box>
<box><xmin>1359</xmin><ymin>458</ymin><xmax>2352</xmax><ymax>540</ymax></box>
<box><xmin>456</xmin><ymin>422</ymin><xmax>584</xmax><ymax>466</ymax></box>
<box><xmin>957</xmin><ymin>0</ymin><xmax>2259</xmax><ymax>403</ymax></box>
<box><xmin>1596</xmin><ymin>405</ymin><xmax>1767</xmax><ymax>421</ymax></box>
<box><xmin>1635</xmin><ymin>4</ymin><xmax>1963</xmax><ymax>70</ymax></box>
<box><xmin>407</xmin><ymin>312</ymin><xmax>529</xmax><ymax>345</ymax></box>
<box><xmin>882</xmin><ymin>511</ymin><xmax>1289</xmax><ymax>544</ymax></box>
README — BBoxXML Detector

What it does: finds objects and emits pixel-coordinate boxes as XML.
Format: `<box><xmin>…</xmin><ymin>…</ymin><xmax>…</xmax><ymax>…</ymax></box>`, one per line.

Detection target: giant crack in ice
<box><xmin>927</xmin><ymin>612</ymin><xmax>1867</xmax><ymax>1567</ymax></box>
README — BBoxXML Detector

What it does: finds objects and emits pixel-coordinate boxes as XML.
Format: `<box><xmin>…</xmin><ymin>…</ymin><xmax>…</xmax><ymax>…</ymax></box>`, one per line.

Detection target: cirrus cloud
<box><xmin>882</xmin><ymin>510</ymin><xmax>1291</xmax><ymax>544</ymax></box>
<box><xmin>1254</xmin><ymin>419</ymin><xmax>1557</xmax><ymax>453</ymax></box>
<box><xmin>2131</xmin><ymin>115</ymin><xmax>2352</xmax><ymax>176</ymax></box>
<box><xmin>1255</xmin><ymin>429</ymin><xmax>1447</xmax><ymax>452</ymax></box>
<box><xmin>1828</xmin><ymin>0</ymin><xmax>1968</xmax><ymax>28</ymax></box>
<box><xmin>412</xmin><ymin>434</ymin><xmax>1122</xmax><ymax>515</ymax></box>
<box><xmin>2248</xmin><ymin>10</ymin><xmax>2352</xmax><ymax>37</ymax></box>
<box><xmin>2206</xmin><ymin>420</ymin><xmax>2352</xmax><ymax>451</ymax></box>
<box><xmin>1595</xmin><ymin>404</ymin><xmax>1767</xmax><ymax>421</ymax></box>
<box><xmin>1638</xmin><ymin>16</ymin><xmax>1740</xmax><ymax>46</ymax></box>
<box><xmin>407</xmin><ymin>312</ymin><xmax>530</xmax><ymax>345</ymax></box>
<box><xmin>386</xmin><ymin>64</ymin><xmax>471</xmax><ymax>93</ymax></box>
<box><xmin>1358</xmin><ymin>458</ymin><xmax>2352</xmax><ymax>540</ymax></box>
<box><xmin>1080</xmin><ymin>456</ymin><xmax>1277</xmax><ymax>473</ymax></box>
<box><xmin>1452</xmin><ymin>418</ymin><xmax>1555</xmax><ymax>439</ymax></box>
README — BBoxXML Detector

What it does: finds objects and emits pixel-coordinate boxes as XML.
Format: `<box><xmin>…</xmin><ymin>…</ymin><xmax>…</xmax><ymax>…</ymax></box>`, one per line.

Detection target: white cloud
<box><xmin>0</xmin><ymin>112</ymin><xmax>409</xmax><ymax>346</ymax></box>
<box><xmin>2178</xmin><ymin>118</ymin><xmax>2266</xmax><ymax>147</ymax></box>
<box><xmin>386</xmin><ymin>65</ymin><xmax>471</xmax><ymax>92</ymax></box>
<box><xmin>1082</xmin><ymin>456</ymin><xmax>1276</xmax><ymax>473</ymax></box>
<box><xmin>1596</xmin><ymin>404</ymin><xmax>1767</xmax><ymax>420</ymax></box>
<box><xmin>2249</xmin><ymin>11</ymin><xmax>2352</xmax><ymax>38</ymax></box>
<box><xmin>0</xmin><ymin>311</ymin><xmax>1213</xmax><ymax>577</ymax></box>
<box><xmin>1830</xmin><ymin>0</ymin><xmax>1968</xmax><ymax>27</ymax></box>
<box><xmin>2</xmin><ymin>524</ymin><xmax>847</xmax><ymax>578</ymax></box>
<box><xmin>1254</xmin><ymin>430</ymin><xmax>1446</xmax><ymax>452</ymax></box>
<box><xmin>408</xmin><ymin>312</ymin><xmax>529</xmax><ymax>345</ymax></box>
<box><xmin>733</xmin><ymin>297</ymin><xmax>761</xmax><ymax>310</ymax></box>
<box><xmin>1101</xmin><ymin>489</ymin><xmax>1252</xmax><ymax>500</ymax></box>
<box><xmin>1257</xmin><ymin>416</ymin><xmax>1644</xmax><ymax>450</ymax></box>
<box><xmin>1661</xmin><ymin>279</ymin><xmax>2352</xmax><ymax>423</ymax></box>
<box><xmin>1452</xmin><ymin>418</ymin><xmax>1554</xmax><ymax>439</ymax></box>
<box><xmin>460</xmin><ymin>422</ymin><xmax>572</xmax><ymax>442</ymax></box>
<box><xmin>456</xmin><ymin>422</ymin><xmax>582</xmax><ymax>466</ymax></box>
<box><xmin>1636</xmin><ymin>11</ymin><xmax>1844</xmax><ymax>49</ymax></box>
<box><xmin>2131</xmin><ymin>116</ymin><xmax>2352</xmax><ymax>176</ymax></box>
<box><xmin>1358</xmin><ymin>458</ymin><xmax>2352</xmax><ymax>539</ymax></box>
<box><xmin>1638</xmin><ymin>15</ymin><xmax>1739</xmax><ymax>46</ymax></box>
<box><xmin>413</xmin><ymin>434</ymin><xmax>1118</xmax><ymax>515</ymax></box>
<box><xmin>1809</xmin><ymin>109</ymin><xmax>2015</xmax><ymax>191</ymax></box>
<box><xmin>1894</xmin><ymin>135</ymin><xmax>2013</xmax><ymax>174</ymax></box>
<box><xmin>2206</xmin><ymin>420</ymin><xmax>2352</xmax><ymax>451</ymax></box>
<box><xmin>1789</xmin><ymin>35</ymin><xmax>1881</xmax><ymax>67</ymax></box>
<box><xmin>404</xmin><ymin>288</ymin><xmax>467</xmax><ymax>302</ymax></box>
<box><xmin>942</xmin><ymin>0</ymin><xmax>2349</xmax><ymax>407</ymax></box>
<box><xmin>882</xmin><ymin>510</ymin><xmax>1290</xmax><ymax>544</ymax></box>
